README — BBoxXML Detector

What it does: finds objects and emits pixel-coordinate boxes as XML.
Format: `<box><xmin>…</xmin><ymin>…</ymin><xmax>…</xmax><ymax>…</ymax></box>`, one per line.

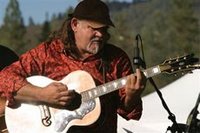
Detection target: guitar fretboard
<box><xmin>81</xmin><ymin>65</ymin><xmax>161</xmax><ymax>102</ymax></box>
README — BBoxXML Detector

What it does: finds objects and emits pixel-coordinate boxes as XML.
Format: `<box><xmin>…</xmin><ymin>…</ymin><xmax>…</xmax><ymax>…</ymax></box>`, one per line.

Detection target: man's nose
<box><xmin>94</xmin><ymin>30</ymin><xmax>103</xmax><ymax>37</ymax></box>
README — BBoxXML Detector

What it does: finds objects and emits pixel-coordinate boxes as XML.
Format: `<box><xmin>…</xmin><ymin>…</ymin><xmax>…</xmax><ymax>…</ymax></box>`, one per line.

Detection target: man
<box><xmin>0</xmin><ymin>45</ymin><xmax>18</xmax><ymax>133</ymax></box>
<box><xmin>0</xmin><ymin>0</ymin><xmax>146</xmax><ymax>132</ymax></box>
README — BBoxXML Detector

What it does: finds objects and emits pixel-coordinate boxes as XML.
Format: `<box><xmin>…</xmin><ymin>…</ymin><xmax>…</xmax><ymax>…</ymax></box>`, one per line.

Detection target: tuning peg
<box><xmin>176</xmin><ymin>57</ymin><xmax>179</xmax><ymax>62</ymax></box>
<box><xmin>188</xmin><ymin>70</ymin><xmax>193</xmax><ymax>74</ymax></box>
<box><xmin>183</xmin><ymin>56</ymin><xmax>187</xmax><ymax>60</ymax></box>
<box><xmin>193</xmin><ymin>64</ymin><xmax>200</xmax><ymax>68</ymax></box>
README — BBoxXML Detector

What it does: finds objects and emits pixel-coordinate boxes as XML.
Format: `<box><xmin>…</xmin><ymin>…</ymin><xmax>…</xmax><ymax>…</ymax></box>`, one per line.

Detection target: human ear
<box><xmin>71</xmin><ymin>18</ymin><xmax>79</xmax><ymax>32</ymax></box>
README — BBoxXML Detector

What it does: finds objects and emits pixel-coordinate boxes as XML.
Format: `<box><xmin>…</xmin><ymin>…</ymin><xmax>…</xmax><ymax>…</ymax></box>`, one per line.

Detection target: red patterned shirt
<box><xmin>0</xmin><ymin>39</ymin><xmax>142</xmax><ymax>133</ymax></box>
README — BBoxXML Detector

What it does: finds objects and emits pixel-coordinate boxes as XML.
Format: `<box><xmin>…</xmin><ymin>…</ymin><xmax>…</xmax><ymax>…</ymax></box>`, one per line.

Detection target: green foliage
<box><xmin>167</xmin><ymin>0</ymin><xmax>199</xmax><ymax>54</ymax></box>
<box><xmin>0</xmin><ymin>0</ymin><xmax>26</xmax><ymax>54</ymax></box>
<box><xmin>139</xmin><ymin>0</ymin><xmax>199</xmax><ymax>94</ymax></box>
<box><xmin>39</xmin><ymin>20</ymin><xmax>51</xmax><ymax>42</ymax></box>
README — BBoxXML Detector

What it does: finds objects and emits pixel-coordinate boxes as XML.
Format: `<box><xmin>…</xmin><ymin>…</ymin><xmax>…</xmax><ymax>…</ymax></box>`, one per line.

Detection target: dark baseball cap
<box><xmin>71</xmin><ymin>0</ymin><xmax>115</xmax><ymax>28</ymax></box>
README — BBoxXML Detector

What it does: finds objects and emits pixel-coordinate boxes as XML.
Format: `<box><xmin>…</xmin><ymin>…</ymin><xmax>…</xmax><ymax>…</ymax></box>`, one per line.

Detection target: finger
<box><xmin>135</xmin><ymin>69</ymin><xmax>143</xmax><ymax>89</ymax></box>
<box><xmin>59</xmin><ymin>90</ymin><xmax>78</xmax><ymax>101</ymax></box>
<box><xmin>51</xmin><ymin>82</ymin><xmax>64</xmax><ymax>87</ymax></box>
<box><xmin>58</xmin><ymin>96</ymin><xmax>72</xmax><ymax>102</ymax></box>
<box><xmin>137</xmin><ymin>69</ymin><xmax>147</xmax><ymax>86</ymax></box>
<box><xmin>126</xmin><ymin>74</ymin><xmax>136</xmax><ymax>89</ymax></box>
<box><xmin>56</xmin><ymin>85</ymin><xmax>68</xmax><ymax>93</ymax></box>
<box><xmin>59</xmin><ymin>91</ymin><xmax>70</xmax><ymax>97</ymax></box>
<box><xmin>58</xmin><ymin>90</ymin><xmax>77</xmax><ymax>100</ymax></box>
<box><xmin>51</xmin><ymin>82</ymin><xmax>68</xmax><ymax>89</ymax></box>
<box><xmin>58</xmin><ymin>101</ymin><xmax>68</xmax><ymax>106</ymax></box>
<box><xmin>130</xmin><ymin>74</ymin><xmax>137</xmax><ymax>86</ymax></box>
<box><xmin>136</xmin><ymin>69</ymin><xmax>142</xmax><ymax>83</ymax></box>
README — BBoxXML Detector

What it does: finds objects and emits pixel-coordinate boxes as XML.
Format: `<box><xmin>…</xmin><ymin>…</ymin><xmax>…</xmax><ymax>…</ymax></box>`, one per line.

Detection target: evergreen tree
<box><xmin>39</xmin><ymin>13</ymin><xmax>51</xmax><ymax>42</ymax></box>
<box><xmin>0</xmin><ymin>0</ymin><xmax>26</xmax><ymax>54</ymax></box>
<box><xmin>28</xmin><ymin>17</ymin><xmax>35</xmax><ymax>26</ymax></box>
<box><xmin>39</xmin><ymin>20</ymin><xmax>51</xmax><ymax>42</ymax></box>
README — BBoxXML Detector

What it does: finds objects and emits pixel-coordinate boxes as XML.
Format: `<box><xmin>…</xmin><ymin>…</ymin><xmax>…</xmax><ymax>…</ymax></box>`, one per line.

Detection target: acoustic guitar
<box><xmin>5</xmin><ymin>54</ymin><xmax>199</xmax><ymax>133</ymax></box>
<box><xmin>0</xmin><ymin>98</ymin><xmax>8</xmax><ymax>133</ymax></box>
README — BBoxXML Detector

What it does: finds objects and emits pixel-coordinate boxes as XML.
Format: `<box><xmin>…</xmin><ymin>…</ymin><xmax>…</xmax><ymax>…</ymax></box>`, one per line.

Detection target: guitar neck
<box><xmin>143</xmin><ymin>65</ymin><xmax>162</xmax><ymax>78</ymax></box>
<box><xmin>81</xmin><ymin>65</ymin><xmax>161</xmax><ymax>102</ymax></box>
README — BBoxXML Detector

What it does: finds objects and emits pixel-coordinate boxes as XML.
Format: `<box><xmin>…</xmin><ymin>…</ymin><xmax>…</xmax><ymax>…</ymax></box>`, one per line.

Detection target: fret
<box><xmin>81</xmin><ymin>77</ymin><xmax>128</xmax><ymax>102</ymax></box>
<box><xmin>143</xmin><ymin>65</ymin><xmax>161</xmax><ymax>78</ymax></box>
<box><xmin>81</xmin><ymin>65</ymin><xmax>162</xmax><ymax>102</ymax></box>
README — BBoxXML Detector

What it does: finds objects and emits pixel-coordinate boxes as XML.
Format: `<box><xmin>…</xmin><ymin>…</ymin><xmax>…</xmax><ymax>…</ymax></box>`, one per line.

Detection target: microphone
<box><xmin>133</xmin><ymin>34</ymin><xmax>141</xmax><ymax>69</ymax></box>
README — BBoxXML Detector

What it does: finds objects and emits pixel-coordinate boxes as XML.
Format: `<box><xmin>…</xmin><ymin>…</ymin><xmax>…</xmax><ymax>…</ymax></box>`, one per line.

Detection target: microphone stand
<box><xmin>133</xmin><ymin>34</ymin><xmax>145</xmax><ymax>69</ymax></box>
<box><xmin>133</xmin><ymin>34</ymin><xmax>183</xmax><ymax>133</ymax></box>
<box><xmin>149</xmin><ymin>77</ymin><xmax>184</xmax><ymax>133</ymax></box>
<box><xmin>186</xmin><ymin>93</ymin><xmax>200</xmax><ymax>133</ymax></box>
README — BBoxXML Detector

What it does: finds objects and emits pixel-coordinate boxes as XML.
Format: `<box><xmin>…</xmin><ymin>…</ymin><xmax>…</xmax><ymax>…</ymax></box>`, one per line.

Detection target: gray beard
<box><xmin>86</xmin><ymin>43</ymin><xmax>100</xmax><ymax>54</ymax></box>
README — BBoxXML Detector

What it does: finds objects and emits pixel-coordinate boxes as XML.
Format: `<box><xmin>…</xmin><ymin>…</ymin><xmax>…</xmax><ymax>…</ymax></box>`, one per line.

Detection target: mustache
<box><xmin>91</xmin><ymin>38</ymin><xmax>103</xmax><ymax>43</ymax></box>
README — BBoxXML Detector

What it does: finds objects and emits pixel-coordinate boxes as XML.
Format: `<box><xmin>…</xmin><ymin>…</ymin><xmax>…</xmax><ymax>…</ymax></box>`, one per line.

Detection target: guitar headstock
<box><xmin>159</xmin><ymin>54</ymin><xmax>199</xmax><ymax>75</ymax></box>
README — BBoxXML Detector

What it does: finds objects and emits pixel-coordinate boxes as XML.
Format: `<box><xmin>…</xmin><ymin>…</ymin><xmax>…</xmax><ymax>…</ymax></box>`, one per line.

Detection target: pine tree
<box><xmin>28</xmin><ymin>17</ymin><xmax>35</xmax><ymax>26</ymax></box>
<box><xmin>39</xmin><ymin>13</ymin><xmax>51</xmax><ymax>42</ymax></box>
<box><xmin>39</xmin><ymin>20</ymin><xmax>51</xmax><ymax>42</ymax></box>
<box><xmin>0</xmin><ymin>0</ymin><xmax>26</xmax><ymax>54</ymax></box>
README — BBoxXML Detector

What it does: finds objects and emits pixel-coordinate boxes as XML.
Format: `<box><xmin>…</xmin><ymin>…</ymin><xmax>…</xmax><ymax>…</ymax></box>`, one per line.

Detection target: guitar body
<box><xmin>5</xmin><ymin>70</ymin><xmax>101</xmax><ymax>133</ymax></box>
<box><xmin>0</xmin><ymin>98</ymin><xmax>7</xmax><ymax>133</ymax></box>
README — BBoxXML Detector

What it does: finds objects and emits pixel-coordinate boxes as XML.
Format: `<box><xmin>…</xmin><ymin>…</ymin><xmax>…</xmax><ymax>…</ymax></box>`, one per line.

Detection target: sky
<box><xmin>0</xmin><ymin>0</ymin><xmax>78</xmax><ymax>26</ymax></box>
<box><xmin>0</xmin><ymin>0</ymin><xmax>132</xmax><ymax>26</ymax></box>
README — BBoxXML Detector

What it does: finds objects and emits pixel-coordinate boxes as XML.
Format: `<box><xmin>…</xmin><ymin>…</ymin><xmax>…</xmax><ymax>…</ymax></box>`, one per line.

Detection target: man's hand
<box><xmin>125</xmin><ymin>69</ymin><xmax>146</xmax><ymax>97</ymax></box>
<box><xmin>41</xmin><ymin>82</ymin><xmax>82</xmax><ymax>110</ymax></box>
<box><xmin>124</xmin><ymin>69</ymin><xmax>146</xmax><ymax>111</ymax></box>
